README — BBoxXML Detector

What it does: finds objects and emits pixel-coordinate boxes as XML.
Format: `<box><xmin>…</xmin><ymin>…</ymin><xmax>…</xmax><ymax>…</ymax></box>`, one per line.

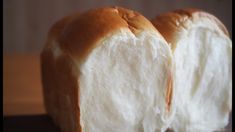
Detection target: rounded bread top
<box><xmin>44</xmin><ymin>6</ymin><xmax>165</xmax><ymax>62</ymax></box>
<box><xmin>151</xmin><ymin>8</ymin><xmax>229</xmax><ymax>51</ymax></box>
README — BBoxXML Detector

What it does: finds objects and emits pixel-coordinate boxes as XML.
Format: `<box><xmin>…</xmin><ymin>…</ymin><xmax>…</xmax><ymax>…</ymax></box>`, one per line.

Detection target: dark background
<box><xmin>3</xmin><ymin>0</ymin><xmax>232</xmax><ymax>54</ymax></box>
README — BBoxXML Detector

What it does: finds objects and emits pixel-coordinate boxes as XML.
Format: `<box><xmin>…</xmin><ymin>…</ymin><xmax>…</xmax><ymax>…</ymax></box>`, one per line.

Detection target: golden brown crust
<box><xmin>43</xmin><ymin>12</ymin><xmax>79</xmax><ymax>50</ymax></box>
<box><xmin>41</xmin><ymin>49</ymin><xmax>81</xmax><ymax>132</ymax></box>
<box><xmin>151</xmin><ymin>8</ymin><xmax>229</xmax><ymax>51</ymax></box>
<box><xmin>56</xmin><ymin>6</ymin><xmax>160</xmax><ymax>63</ymax></box>
<box><xmin>166</xmin><ymin>72</ymin><xmax>173</xmax><ymax>112</ymax></box>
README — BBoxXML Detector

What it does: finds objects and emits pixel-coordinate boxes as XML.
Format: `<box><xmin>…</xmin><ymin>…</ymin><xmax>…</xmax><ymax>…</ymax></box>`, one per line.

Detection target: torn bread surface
<box><xmin>171</xmin><ymin>23</ymin><xmax>232</xmax><ymax>132</ymax></box>
<box><xmin>78</xmin><ymin>29</ymin><xmax>173</xmax><ymax>132</ymax></box>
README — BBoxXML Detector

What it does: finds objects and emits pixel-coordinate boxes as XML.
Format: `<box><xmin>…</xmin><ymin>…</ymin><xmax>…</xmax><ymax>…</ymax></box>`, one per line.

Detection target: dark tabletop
<box><xmin>4</xmin><ymin>115</ymin><xmax>60</xmax><ymax>132</ymax></box>
<box><xmin>4</xmin><ymin>114</ymin><xmax>232</xmax><ymax>132</ymax></box>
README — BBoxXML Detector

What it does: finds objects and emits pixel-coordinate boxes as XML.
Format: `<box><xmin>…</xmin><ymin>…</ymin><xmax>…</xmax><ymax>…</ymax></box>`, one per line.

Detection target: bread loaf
<box><xmin>41</xmin><ymin>7</ymin><xmax>173</xmax><ymax>132</ymax></box>
<box><xmin>152</xmin><ymin>8</ymin><xmax>232</xmax><ymax>132</ymax></box>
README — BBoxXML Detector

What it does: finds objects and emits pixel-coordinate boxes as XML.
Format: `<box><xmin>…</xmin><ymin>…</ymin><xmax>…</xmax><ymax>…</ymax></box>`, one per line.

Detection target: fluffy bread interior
<box><xmin>78</xmin><ymin>29</ymin><xmax>172</xmax><ymax>132</ymax></box>
<box><xmin>171</xmin><ymin>25</ymin><xmax>232</xmax><ymax>131</ymax></box>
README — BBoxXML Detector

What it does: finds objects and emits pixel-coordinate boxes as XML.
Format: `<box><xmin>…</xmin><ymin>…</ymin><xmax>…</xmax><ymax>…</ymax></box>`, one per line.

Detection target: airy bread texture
<box><xmin>41</xmin><ymin>7</ymin><xmax>173</xmax><ymax>132</ymax></box>
<box><xmin>152</xmin><ymin>8</ymin><xmax>232</xmax><ymax>132</ymax></box>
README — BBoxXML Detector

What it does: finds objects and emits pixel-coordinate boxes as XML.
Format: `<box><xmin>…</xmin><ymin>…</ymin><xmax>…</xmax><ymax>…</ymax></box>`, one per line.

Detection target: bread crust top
<box><xmin>151</xmin><ymin>8</ymin><xmax>229</xmax><ymax>51</ymax></box>
<box><xmin>44</xmin><ymin>7</ymin><xmax>164</xmax><ymax>63</ymax></box>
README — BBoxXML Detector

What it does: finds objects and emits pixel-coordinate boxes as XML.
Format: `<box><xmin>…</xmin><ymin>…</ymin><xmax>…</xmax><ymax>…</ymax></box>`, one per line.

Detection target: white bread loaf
<box><xmin>152</xmin><ymin>8</ymin><xmax>232</xmax><ymax>132</ymax></box>
<box><xmin>41</xmin><ymin>7</ymin><xmax>173</xmax><ymax>132</ymax></box>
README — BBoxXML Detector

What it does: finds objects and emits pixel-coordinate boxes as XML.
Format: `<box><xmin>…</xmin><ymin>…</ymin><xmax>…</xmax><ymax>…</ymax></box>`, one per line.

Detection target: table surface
<box><xmin>4</xmin><ymin>115</ymin><xmax>60</xmax><ymax>132</ymax></box>
<box><xmin>3</xmin><ymin>54</ymin><xmax>45</xmax><ymax>116</ymax></box>
<box><xmin>3</xmin><ymin>54</ymin><xmax>232</xmax><ymax>131</ymax></box>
